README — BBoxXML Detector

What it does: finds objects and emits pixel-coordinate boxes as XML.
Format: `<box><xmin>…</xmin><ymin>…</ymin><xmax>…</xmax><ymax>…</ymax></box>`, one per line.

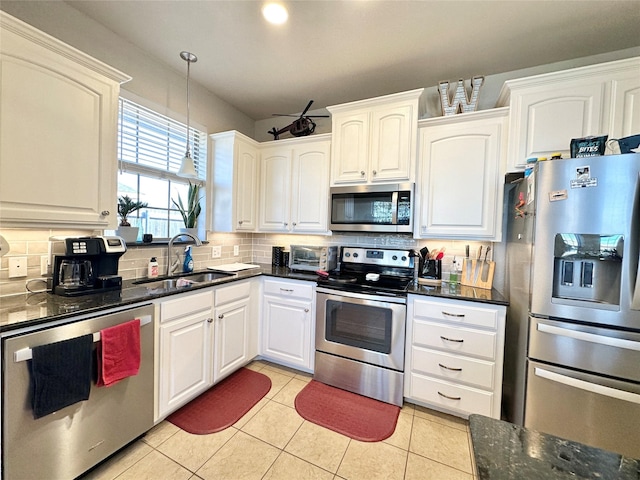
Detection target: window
<box><xmin>117</xmin><ymin>96</ymin><xmax>207</xmax><ymax>240</ymax></box>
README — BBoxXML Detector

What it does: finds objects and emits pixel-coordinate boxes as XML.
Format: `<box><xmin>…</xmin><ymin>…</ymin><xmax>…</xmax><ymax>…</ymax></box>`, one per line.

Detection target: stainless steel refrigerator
<box><xmin>503</xmin><ymin>152</ymin><xmax>640</xmax><ymax>459</ymax></box>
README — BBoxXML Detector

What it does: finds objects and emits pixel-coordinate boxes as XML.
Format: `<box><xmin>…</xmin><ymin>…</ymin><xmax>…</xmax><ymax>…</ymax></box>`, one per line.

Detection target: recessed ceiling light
<box><xmin>262</xmin><ymin>3</ymin><xmax>288</xmax><ymax>25</ymax></box>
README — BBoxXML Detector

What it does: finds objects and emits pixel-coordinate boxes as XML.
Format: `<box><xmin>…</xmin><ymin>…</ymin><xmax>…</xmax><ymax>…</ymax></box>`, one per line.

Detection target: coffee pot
<box><xmin>58</xmin><ymin>259</ymin><xmax>93</xmax><ymax>288</ymax></box>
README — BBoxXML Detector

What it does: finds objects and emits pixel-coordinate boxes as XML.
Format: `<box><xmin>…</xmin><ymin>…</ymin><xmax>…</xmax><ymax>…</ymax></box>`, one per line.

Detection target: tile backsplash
<box><xmin>0</xmin><ymin>228</ymin><xmax>503</xmax><ymax>297</ymax></box>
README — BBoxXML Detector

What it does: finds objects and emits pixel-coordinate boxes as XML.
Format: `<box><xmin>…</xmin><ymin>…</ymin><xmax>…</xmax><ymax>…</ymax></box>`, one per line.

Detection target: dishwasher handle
<box><xmin>13</xmin><ymin>314</ymin><xmax>153</xmax><ymax>363</ymax></box>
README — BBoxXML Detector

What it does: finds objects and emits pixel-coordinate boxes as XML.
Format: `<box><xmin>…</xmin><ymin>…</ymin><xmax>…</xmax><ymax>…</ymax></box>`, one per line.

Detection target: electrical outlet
<box><xmin>40</xmin><ymin>255</ymin><xmax>49</xmax><ymax>275</ymax></box>
<box><xmin>233</xmin><ymin>245</ymin><xmax>239</xmax><ymax>256</ymax></box>
<box><xmin>9</xmin><ymin>256</ymin><xmax>27</xmax><ymax>278</ymax></box>
<box><xmin>212</xmin><ymin>245</ymin><xmax>222</xmax><ymax>258</ymax></box>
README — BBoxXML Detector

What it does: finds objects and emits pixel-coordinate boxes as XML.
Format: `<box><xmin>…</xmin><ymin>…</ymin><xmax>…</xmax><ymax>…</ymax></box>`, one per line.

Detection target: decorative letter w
<box><xmin>438</xmin><ymin>76</ymin><xmax>485</xmax><ymax>116</ymax></box>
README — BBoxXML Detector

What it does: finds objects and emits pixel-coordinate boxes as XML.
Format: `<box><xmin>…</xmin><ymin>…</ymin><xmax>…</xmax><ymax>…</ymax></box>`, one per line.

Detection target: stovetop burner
<box><xmin>317</xmin><ymin>246</ymin><xmax>415</xmax><ymax>295</ymax></box>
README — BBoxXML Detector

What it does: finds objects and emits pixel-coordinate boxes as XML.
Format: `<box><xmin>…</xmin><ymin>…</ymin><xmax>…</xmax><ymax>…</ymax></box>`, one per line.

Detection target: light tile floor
<box><xmin>82</xmin><ymin>360</ymin><xmax>478</xmax><ymax>480</ymax></box>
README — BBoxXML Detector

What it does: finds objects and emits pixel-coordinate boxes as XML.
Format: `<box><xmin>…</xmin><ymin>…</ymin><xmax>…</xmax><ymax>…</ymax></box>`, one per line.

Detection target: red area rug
<box><xmin>294</xmin><ymin>380</ymin><xmax>401</xmax><ymax>442</ymax></box>
<box><xmin>167</xmin><ymin>367</ymin><xmax>271</xmax><ymax>435</ymax></box>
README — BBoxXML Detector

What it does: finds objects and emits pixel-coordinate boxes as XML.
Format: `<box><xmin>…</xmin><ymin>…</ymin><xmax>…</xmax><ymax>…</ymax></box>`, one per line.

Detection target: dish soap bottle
<box><xmin>183</xmin><ymin>246</ymin><xmax>194</xmax><ymax>273</ymax></box>
<box><xmin>148</xmin><ymin>257</ymin><xmax>159</xmax><ymax>278</ymax></box>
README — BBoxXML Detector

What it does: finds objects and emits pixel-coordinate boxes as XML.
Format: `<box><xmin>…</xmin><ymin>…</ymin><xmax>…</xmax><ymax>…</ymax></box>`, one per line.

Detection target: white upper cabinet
<box><xmin>0</xmin><ymin>12</ymin><xmax>130</xmax><ymax>229</ymax></box>
<box><xmin>415</xmin><ymin>108</ymin><xmax>508</xmax><ymax>241</ymax></box>
<box><xmin>210</xmin><ymin>131</ymin><xmax>260</xmax><ymax>232</ymax></box>
<box><xmin>497</xmin><ymin>57</ymin><xmax>640</xmax><ymax>171</ymax></box>
<box><xmin>258</xmin><ymin>135</ymin><xmax>331</xmax><ymax>234</ymax></box>
<box><xmin>328</xmin><ymin>89</ymin><xmax>424</xmax><ymax>185</ymax></box>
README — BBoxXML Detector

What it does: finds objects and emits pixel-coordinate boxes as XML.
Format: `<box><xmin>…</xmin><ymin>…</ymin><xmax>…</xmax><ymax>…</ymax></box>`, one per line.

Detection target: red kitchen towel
<box><xmin>97</xmin><ymin>318</ymin><xmax>141</xmax><ymax>387</ymax></box>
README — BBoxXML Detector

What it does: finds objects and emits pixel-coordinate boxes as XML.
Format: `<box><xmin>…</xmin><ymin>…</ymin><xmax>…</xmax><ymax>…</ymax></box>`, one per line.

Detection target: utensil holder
<box><xmin>272</xmin><ymin>246</ymin><xmax>284</xmax><ymax>266</ymax></box>
<box><xmin>422</xmin><ymin>259</ymin><xmax>442</xmax><ymax>280</ymax></box>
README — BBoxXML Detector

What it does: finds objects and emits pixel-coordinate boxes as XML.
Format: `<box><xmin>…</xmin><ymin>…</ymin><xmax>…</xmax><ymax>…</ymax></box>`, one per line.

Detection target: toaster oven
<box><xmin>289</xmin><ymin>245</ymin><xmax>338</xmax><ymax>272</ymax></box>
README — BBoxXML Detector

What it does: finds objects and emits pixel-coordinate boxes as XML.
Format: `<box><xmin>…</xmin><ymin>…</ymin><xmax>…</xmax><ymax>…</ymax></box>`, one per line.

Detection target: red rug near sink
<box><xmin>167</xmin><ymin>368</ymin><xmax>271</xmax><ymax>435</ymax></box>
<box><xmin>294</xmin><ymin>380</ymin><xmax>400</xmax><ymax>442</ymax></box>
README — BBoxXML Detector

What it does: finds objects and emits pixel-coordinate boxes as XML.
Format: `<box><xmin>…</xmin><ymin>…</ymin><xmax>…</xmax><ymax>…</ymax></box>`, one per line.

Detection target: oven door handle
<box><xmin>537</xmin><ymin>323</ymin><xmax>640</xmax><ymax>352</ymax></box>
<box><xmin>534</xmin><ymin>367</ymin><xmax>640</xmax><ymax>405</ymax></box>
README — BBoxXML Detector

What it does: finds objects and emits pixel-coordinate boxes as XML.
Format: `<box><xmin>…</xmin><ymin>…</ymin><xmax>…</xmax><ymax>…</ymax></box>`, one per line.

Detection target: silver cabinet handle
<box><xmin>372</xmin><ymin>170</ymin><xmax>377</xmax><ymax>175</ymax></box>
<box><xmin>304</xmin><ymin>308</ymin><xmax>309</xmax><ymax>312</ymax></box>
<box><xmin>280</xmin><ymin>288</ymin><xmax>294</xmax><ymax>292</ymax></box>
<box><xmin>440</xmin><ymin>335</ymin><xmax>464</xmax><ymax>343</ymax></box>
<box><xmin>438</xmin><ymin>391</ymin><xmax>461</xmax><ymax>401</ymax></box>
<box><xmin>101</xmin><ymin>210</ymin><xmax>110</xmax><ymax>216</ymax></box>
<box><xmin>442</xmin><ymin>311</ymin><xmax>465</xmax><ymax>318</ymax></box>
<box><xmin>284</xmin><ymin>222</ymin><xmax>288</xmax><ymax>226</ymax></box>
<box><xmin>207</xmin><ymin>317</ymin><xmax>214</xmax><ymax>323</ymax></box>
<box><xmin>360</xmin><ymin>171</ymin><xmax>365</xmax><ymax>176</ymax></box>
<box><xmin>292</xmin><ymin>222</ymin><xmax>297</xmax><ymax>226</ymax></box>
<box><xmin>217</xmin><ymin>314</ymin><xmax>224</xmax><ymax>319</ymax></box>
<box><xmin>438</xmin><ymin>363</ymin><xmax>462</xmax><ymax>372</ymax></box>
<box><xmin>238</xmin><ymin>220</ymin><xmax>243</xmax><ymax>225</ymax></box>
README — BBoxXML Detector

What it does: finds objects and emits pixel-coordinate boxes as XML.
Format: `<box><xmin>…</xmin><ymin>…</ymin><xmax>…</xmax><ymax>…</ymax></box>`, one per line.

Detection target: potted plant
<box><xmin>172</xmin><ymin>182</ymin><xmax>202</xmax><ymax>235</ymax></box>
<box><xmin>116</xmin><ymin>195</ymin><xmax>148</xmax><ymax>242</ymax></box>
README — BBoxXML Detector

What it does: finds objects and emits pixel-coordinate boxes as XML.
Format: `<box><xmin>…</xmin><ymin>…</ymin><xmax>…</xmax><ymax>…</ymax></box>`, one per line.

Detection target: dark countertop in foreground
<box><xmin>0</xmin><ymin>264</ymin><xmax>507</xmax><ymax>332</ymax></box>
<box><xmin>469</xmin><ymin>414</ymin><xmax>639</xmax><ymax>479</ymax></box>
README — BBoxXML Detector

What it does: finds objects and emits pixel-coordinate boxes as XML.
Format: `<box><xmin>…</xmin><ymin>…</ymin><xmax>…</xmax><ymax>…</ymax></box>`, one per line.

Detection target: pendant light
<box><xmin>177</xmin><ymin>51</ymin><xmax>198</xmax><ymax>178</ymax></box>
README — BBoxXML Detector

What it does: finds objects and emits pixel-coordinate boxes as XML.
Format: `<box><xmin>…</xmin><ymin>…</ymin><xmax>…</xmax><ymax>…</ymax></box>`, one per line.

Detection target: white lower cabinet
<box><xmin>213</xmin><ymin>280</ymin><xmax>252</xmax><ymax>383</ymax></box>
<box><xmin>261</xmin><ymin>278</ymin><xmax>315</xmax><ymax>371</ymax></box>
<box><xmin>158</xmin><ymin>290</ymin><xmax>214</xmax><ymax>419</ymax></box>
<box><xmin>405</xmin><ymin>295</ymin><xmax>506</xmax><ymax>419</ymax></box>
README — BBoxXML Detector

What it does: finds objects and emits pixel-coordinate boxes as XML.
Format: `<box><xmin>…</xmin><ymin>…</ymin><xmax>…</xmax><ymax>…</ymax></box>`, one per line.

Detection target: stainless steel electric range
<box><xmin>314</xmin><ymin>246</ymin><xmax>415</xmax><ymax>406</ymax></box>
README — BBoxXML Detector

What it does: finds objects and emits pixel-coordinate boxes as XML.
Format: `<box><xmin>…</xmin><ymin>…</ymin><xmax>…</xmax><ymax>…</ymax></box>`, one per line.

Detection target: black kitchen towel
<box><xmin>30</xmin><ymin>334</ymin><xmax>93</xmax><ymax>419</ymax></box>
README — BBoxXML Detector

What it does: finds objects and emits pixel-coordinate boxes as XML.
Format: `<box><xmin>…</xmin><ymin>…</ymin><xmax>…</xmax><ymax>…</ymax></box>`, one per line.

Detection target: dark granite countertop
<box><xmin>469</xmin><ymin>414</ymin><xmax>639</xmax><ymax>479</ymax></box>
<box><xmin>0</xmin><ymin>264</ymin><xmax>507</xmax><ymax>332</ymax></box>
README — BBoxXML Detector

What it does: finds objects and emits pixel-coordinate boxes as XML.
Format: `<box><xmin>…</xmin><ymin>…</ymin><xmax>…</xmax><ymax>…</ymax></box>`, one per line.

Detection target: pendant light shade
<box><xmin>177</xmin><ymin>51</ymin><xmax>198</xmax><ymax>178</ymax></box>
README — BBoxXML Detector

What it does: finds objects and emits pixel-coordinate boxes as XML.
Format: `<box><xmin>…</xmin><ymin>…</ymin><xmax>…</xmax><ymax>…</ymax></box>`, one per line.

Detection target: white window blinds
<box><xmin>118</xmin><ymin>97</ymin><xmax>207</xmax><ymax>180</ymax></box>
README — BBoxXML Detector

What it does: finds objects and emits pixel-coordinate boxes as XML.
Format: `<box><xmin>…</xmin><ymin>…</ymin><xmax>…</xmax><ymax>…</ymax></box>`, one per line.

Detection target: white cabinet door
<box><xmin>210</xmin><ymin>131</ymin><xmax>260</xmax><ymax>232</ymax></box>
<box><xmin>158</xmin><ymin>311</ymin><xmax>213</xmax><ymax>418</ymax></box>
<box><xmin>0</xmin><ymin>12</ymin><xmax>129</xmax><ymax>229</ymax></box>
<box><xmin>262</xmin><ymin>295</ymin><xmax>313</xmax><ymax>370</ymax></box>
<box><xmin>415</xmin><ymin>108</ymin><xmax>508</xmax><ymax>240</ymax></box>
<box><xmin>610</xmin><ymin>74</ymin><xmax>640</xmax><ymax>139</ymax></box>
<box><xmin>259</xmin><ymin>147</ymin><xmax>292</xmax><ymax>232</ymax></box>
<box><xmin>235</xmin><ymin>139</ymin><xmax>260</xmax><ymax>231</ymax></box>
<box><xmin>291</xmin><ymin>140</ymin><xmax>331</xmax><ymax>233</ymax></box>
<box><xmin>328</xmin><ymin>89</ymin><xmax>423</xmax><ymax>186</ymax></box>
<box><xmin>213</xmin><ymin>298</ymin><xmax>250</xmax><ymax>383</ymax></box>
<box><xmin>330</xmin><ymin>112</ymin><xmax>370</xmax><ymax>184</ymax></box>
<box><xmin>370</xmin><ymin>103</ymin><xmax>415</xmax><ymax>182</ymax></box>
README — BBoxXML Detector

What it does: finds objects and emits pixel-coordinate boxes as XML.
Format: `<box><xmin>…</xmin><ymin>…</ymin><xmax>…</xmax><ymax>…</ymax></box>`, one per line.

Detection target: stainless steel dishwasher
<box><xmin>2</xmin><ymin>304</ymin><xmax>155</xmax><ymax>480</ymax></box>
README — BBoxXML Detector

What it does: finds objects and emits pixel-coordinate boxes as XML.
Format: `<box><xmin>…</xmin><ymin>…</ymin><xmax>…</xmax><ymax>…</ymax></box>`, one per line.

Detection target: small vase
<box><xmin>180</xmin><ymin>227</ymin><xmax>198</xmax><ymax>238</ymax></box>
<box><xmin>116</xmin><ymin>226</ymin><xmax>140</xmax><ymax>243</ymax></box>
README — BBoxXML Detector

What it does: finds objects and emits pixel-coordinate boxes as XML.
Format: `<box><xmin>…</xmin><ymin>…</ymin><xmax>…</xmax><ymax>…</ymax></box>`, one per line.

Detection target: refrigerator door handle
<box><xmin>537</xmin><ymin>323</ymin><xmax>640</xmax><ymax>352</ymax></box>
<box><xmin>534</xmin><ymin>367</ymin><xmax>640</xmax><ymax>405</ymax></box>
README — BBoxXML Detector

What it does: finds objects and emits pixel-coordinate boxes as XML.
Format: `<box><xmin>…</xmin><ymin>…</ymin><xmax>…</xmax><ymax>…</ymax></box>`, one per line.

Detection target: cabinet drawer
<box><xmin>412</xmin><ymin>297</ymin><xmax>498</xmax><ymax>329</ymax></box>
<box><xmin>215</xmin><ymin>280</ymin><xmax>251</xmax><ymax>306</ymax></box>
<box><xmin>413</xmin><ymin>320</ymin><xmax>496</xmax><ymax>360</ymax></box>
<box><xmin>410</xmin><ymin>372</ymin><xmax>494</xmax><ymax>417</ymax></box>
<box><xmin>411</xmin><ymin>346</ymin><xmax>495</xmax><ymax>390</ymax></box>
<box><xmin>263</xmin><ymin>278</ymin><xmax>314</xmax><ymax>300</ymax></box>
<box><xmin>161</xmin><ymin>290</ymin><xmax>213</xmax><ymax>322</ymax></box>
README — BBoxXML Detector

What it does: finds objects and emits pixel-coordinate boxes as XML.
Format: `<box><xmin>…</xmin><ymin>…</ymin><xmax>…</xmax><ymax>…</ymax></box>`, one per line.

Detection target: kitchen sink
<box><xmin>133</xmin><ymin>271</ymin><xmax>235</xmax><ymax>289</ymax></box>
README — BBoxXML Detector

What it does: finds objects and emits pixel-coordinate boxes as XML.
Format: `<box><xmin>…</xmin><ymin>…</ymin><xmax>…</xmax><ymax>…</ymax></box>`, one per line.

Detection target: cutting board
<box><xmin>207</xmin><ymin>263</ymin><xmax>261</xmax><ymax>272</ymax></box>
<box><xmin>461</xmin><ymin>259</ymin><xmax>495</xmax><ymax>290</ymax></box>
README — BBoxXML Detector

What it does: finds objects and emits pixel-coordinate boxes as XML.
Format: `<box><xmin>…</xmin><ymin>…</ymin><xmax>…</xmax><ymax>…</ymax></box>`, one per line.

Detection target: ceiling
<box><xmin>64</xmin><ymin>0</ymin><xmax>640</xmax><ymax>120</ymax></box>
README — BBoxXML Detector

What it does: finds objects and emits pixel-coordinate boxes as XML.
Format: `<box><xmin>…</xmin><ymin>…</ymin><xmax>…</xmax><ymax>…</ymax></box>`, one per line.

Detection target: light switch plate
<box><xmin>9</xmin><ymin>256</ymin><xmax>27</xmax><ymax>278</ymax></box>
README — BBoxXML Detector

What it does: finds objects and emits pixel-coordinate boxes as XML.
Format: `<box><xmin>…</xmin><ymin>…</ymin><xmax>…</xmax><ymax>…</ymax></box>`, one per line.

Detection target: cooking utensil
<box><xmin>481</xmin><ymin>246</ymin><xmax>491</xmax><ymax>282</ymax></box>
<box><xmin>473</xmin><ymin>246</ymin><xmax>483</xmax><ymax>284</ymax></box>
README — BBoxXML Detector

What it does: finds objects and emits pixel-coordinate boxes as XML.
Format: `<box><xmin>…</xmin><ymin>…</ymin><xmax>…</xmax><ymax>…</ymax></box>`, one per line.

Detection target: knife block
<box><xmin>461</xmin><ymin>258</ymin><xmax>495</xmax><ymax>290</ymax></box>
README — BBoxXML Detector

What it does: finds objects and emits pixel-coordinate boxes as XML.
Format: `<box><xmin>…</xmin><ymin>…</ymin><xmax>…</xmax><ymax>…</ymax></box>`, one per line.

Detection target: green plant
<box><xmin>172</xmin><ymin>182</ymin><xmax>202</xmax><ymax>228</ymax></box>
<box><xmin>117</xmin><ymin>195</ymin><xmax>148</xmax><ymax>226</ymax></box>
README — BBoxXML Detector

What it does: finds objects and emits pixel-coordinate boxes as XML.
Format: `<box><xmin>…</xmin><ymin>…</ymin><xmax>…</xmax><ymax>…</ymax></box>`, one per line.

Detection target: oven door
<box><xmin>315</xmin><ymin>287</ymin><xmax>406</xmax><ymax>370</ymax></box>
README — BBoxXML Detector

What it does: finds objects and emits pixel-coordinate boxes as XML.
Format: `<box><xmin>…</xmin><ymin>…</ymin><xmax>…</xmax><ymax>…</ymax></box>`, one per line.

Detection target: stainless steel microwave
<box><xmin>329</xmin><ymin>183</ymin><xmax>414</xmax><ymax>233</ymax></box>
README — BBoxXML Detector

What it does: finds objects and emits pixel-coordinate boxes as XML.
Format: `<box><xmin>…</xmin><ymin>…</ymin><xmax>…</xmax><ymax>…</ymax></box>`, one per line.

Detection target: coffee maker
<box><xmin>51</xmin><ymin>236</ymin><xmax>126</xmax><ymax>296</ymax></box>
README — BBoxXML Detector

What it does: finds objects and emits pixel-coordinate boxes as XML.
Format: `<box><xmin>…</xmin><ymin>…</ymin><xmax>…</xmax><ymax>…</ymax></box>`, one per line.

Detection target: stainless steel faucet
<box><xmin>167</xmin><ymin>232</ymin><xmax>203</xmax><ymax>276</ymax></box>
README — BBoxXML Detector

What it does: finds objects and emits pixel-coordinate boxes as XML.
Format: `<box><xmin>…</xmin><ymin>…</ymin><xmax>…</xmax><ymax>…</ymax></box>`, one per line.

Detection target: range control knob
<box><xmin>345</xmin><ymin>253</ymin><xmax>351</xmax><ymax>258</ymax></box>
<box><xmin>353</xmin><ymin>253</ymin><xmax>359</xmax><ymax>258</ymax></box>
<box><xmin>392</xmin><ymin>255</ymin><xmax>398</xmax><ymax>260</ymax></box>
<box><xmin>401</xmin><ymin>256</ymin><xmax>407</xmax><ymax>261</ymax></box>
